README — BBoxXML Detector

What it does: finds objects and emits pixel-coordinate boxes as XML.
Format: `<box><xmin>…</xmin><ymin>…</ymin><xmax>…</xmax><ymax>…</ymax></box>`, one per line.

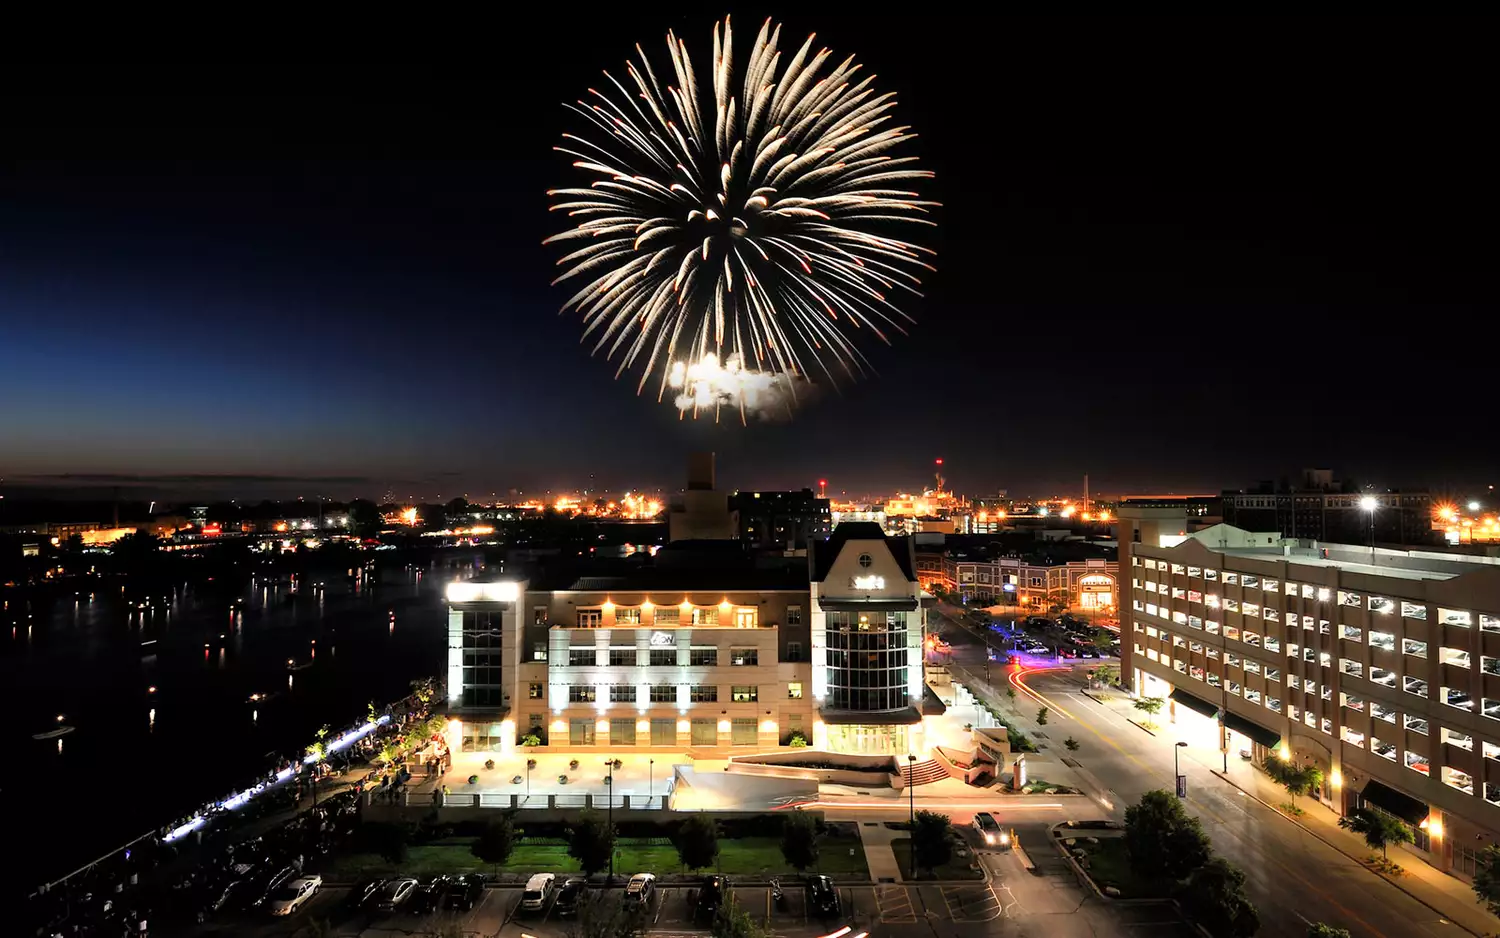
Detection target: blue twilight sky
<box><xmin>2</xmin><ymin>14</ymin><xmax>1495</xmax><ymax>501</ymax></box>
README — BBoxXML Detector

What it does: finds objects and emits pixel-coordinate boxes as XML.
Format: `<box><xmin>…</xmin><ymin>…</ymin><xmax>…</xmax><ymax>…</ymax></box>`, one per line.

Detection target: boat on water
<box><xmin>34</xmin><ymin>715</ymin><xmax>75</xmax><ymax>740</ymax></box>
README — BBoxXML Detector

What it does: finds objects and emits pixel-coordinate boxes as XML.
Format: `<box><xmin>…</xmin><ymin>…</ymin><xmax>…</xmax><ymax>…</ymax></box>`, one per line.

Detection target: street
<box><xmin>932</xmin><ymin>601</ymin><xmax>1469</xmax><ymax>938</ymax></box>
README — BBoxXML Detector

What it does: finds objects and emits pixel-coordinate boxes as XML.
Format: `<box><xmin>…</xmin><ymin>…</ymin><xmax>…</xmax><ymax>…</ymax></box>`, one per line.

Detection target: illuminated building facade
<box><xmin>730</xmin><ymin>488</ymin><xmax>831</xmax><ymax>550</ymax></box>
<box><xmin>939</xmin><ymin>550</ymin><xmax>1117</xmax><ymax>610</ymax></box>
<box><xmin>444</xmin><ymin>523</ymin><xmax>932</xmax><ymax>758</ymax></box>
<box><xmin>1119</xmin><ymin>506</ymin><xmax>1500</xmax><ymax>881</ymax></box>
<box><xmin>809</xmin><ymin>523</ymin><xmax>932</xmax><ymax>755</ymax></box>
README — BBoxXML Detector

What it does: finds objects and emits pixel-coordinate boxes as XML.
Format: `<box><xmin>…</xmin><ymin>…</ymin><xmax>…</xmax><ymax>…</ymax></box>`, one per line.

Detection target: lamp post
<box><xmin>1360</xmin><ymin>494</ymin><xmax>1378</xmax><ymax>561</ymax></box>
<box><xmin>649</xmin><ymin>758</ymin><xmax>654</xmax><ymax>803</ymax></box>
<box><xmin>907</xmin><ymin>754</ymin><xmax>917</xmax><ymax>873</ymax></box>
<box><xmin>1174</xmin><ymin>741</ymin><xmax>1188</xmax><ymax>798</ymax></box>
<box><xmin>526</xmin><ymin>758</ymin><xmax>532</xmax><ymax>802</ymax></box>
<box><xmin>605</xmin><ymin>758</ymin><xmax>616</xmax><ymax>881</ymax></box>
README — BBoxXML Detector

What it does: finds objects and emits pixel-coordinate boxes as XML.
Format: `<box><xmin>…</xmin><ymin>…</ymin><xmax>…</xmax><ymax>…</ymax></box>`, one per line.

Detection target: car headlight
<box><xmin>984</xmin><ymin>833</ymin><xmax>995</xmax><ymax>844</ymax></box>
<box><xmin>999</xmin><ymin>833</ymin><xmax>1011</xmax><ymax>845</ymax></box>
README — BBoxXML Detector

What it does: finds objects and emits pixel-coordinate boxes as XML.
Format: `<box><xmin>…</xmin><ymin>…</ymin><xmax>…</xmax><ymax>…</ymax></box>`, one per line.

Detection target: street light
<box><xmin>1360</xmin><ymin>495</ymin><xmax>1378</xmax><ymax>560</ymax></box>
<box><xmin>605</xmin><ymin>759</ymin><xmax>616</xmax><ymax>881</ymax></box>
<box><xmin>907</xmin><ymin>754</ymin><xmax>918</xmax><ymax>873</ymax></box>
<box><xmin>1174</xmin><ymin>741</ymin><xmax>1188</xmax><ymax>798</ymax></box>
<box><xmin>649</xmin><ymin>758</ymin><xmax>654</xmax><ymax>803</ymax></box>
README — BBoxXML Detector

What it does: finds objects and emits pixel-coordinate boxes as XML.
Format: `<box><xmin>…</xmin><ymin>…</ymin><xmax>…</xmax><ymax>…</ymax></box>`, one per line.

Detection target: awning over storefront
<box><xmin>1360</xmin><ymin>779</ymin><xmax>1429</xmax><ymax>826</ymax></box>
<box><xmin>921</xmin><ymin>684</ymin><xmax>948</xmax><ymax>716</ymax></box>
<box><xmin>1222</xmin><ymin>711</ymin><xmax>1279</xmax><ymax>750</ymax></box>
<box><xmin>820</xmin><ymin>706</ymin><xmax>922</xmax><ymax>726</ymax></box>
<box><xmin>817</xmin><ymin>599</ymin><xmax>920</xmax><ymax>612</ymax></box>
<box><xmin>1169</xmin><ymin>688</ymin><xmax>1219</xmax><ymax>720</ymax></box>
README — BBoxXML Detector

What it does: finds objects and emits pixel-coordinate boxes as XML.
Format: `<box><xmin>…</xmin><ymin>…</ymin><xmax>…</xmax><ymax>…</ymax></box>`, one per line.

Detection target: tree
<box><xmin>1472</xmin><ymin>843</ymin><xmax>1500</xmax><ymax>916</ymax></box>
<box><xmin>910</xmin><ymin>809</ymin><xmax>953</xmax><ymax>874</ymax></box>
<box><xmin>675</xmin><ymin>814</ymin><xmax>719</xmax><ymax>871</ymax></box>
<box><xmin>780</xmin><ymin>811</ymin><xmax>819</xmax><ymax>872</ymax></box>
<box><xmin>1124</xmin><ymin>789</ymin><xmax>1212</xmax><ymax>884</ymax></box>
<box><xmin>472</xmin><ymin>816</ymin><xmax>520</xmax><ymax>875</ymax></box>
<box><xmin>787</xmin><ymin>731</ymin><xmax>809</xmax><ymax>748</ymax></box>
<box><xmin>1133</xmin><ymin>696</ymin><xmax>1165</xmax><ymax>728</ymax></box>
<box><xmin>564</xmin><ymin>891</ymin><xmax>646</xmax><ymax>938</ymax></box>
<box><xmin>1005</xmin><ymin>687</ymin><xmax>1017</xmax><ymax>704</ymax></box>
<box><xmin>1096</xmin><ymin>663</ymin><xmax>1119</xmax><ymax>686</ymax></box>
<box><xmin>1307</xmin><ymin>925</ymin><xmax>1351</xmax><ymax>938</ymax></box>
<box><xmin>347</xmin><ymin>499</ymin><xmax>381</xmax><ymax>537</ymax></box>
<box><xmin>1036</xmin><ymin>707</ymin><xmax>1049</xmax><ymax>725</ymax></box>
<box><xmin>361</xmin><ymin>821</ymin><xmax>409</xmax><ymax>867</ymax></box>
<box><xmin>1179</xmin><ymin>857</ymin><xmax>1260</xmax><ymax>938</ymax></box>
<box><xmin>711</xmin><ymin>893</ymin><xmax>766</xmax><ymax>938</ymax></box>
<box><xmin>1064</xmin><ymin>737</ymin><xmax>1080</xmax><ymax>752</ymax></box>
<box><xmin>1263</xmin><ymin>756</ymin><xmax>1323</xmax><ymax>810</ymax></box>
<box><xmin>568</xmin><ymin>809</ymin><xmax>617</xmax><ymax>877</ymax></box>
<box><xmin>1337</xmin><ymin>808</ymin><xmax>1413</xmax><ymax>859</ymax></box>
<box><xmin>306</xmin><ymin>724</ymin><xmax>331</xmax><ymax>805</ymax></box>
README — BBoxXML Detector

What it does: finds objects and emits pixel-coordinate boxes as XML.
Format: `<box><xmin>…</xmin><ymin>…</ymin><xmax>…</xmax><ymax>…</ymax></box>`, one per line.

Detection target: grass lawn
<box><xmin>325</xmin><ymin>835</ymin><xmax>868</xmax><ymax>880</ymax></box>
<box><xmin>890</xmin><ymin>838</ymin><xmax>984</xmax><ymax>881</ymax></box>
<box><xmin>1069</xmin><ymin>837</ymin><xmax>1165</xmax><ymax>899</ymax></box>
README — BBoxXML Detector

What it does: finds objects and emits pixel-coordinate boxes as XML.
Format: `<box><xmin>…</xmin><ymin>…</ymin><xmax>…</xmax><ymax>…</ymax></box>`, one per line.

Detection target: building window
<box><xmin>788</xmin><ymin>681</ymin><xmax>803</xmax><ymax>699</ymax></box>
<box><xmin>610</xmin><ymin>718</ymin><xmax>637</xmax><ymax>746</ymax></box>
<box><xmin>690</xmin><ymin>684</ymin><xmax>718</xmax><ymax>703</ymax></box>
<box><xmin>655</xmin><ymin>608</ymin><xmax>680</xmax><ymax>626</ymax></box>
<box><xmin>649</xmin><ymin>684</ymin><xmax>676</xmax><ymax>703</ymax></box>
<box><xmin>533</xmin><ymin>606</ymin><xmax>549</xmax><ymax>625</ymax></box>
<box><xmin>1403</xmin><ymin>639</ymin><xmax>1428</xmax><ymax>658</ymax></box>
<box><xmin>1441</xmin><ymin>647</ymin><xmax>1472</xmax><ymax>668</ymax></box>
<box><xmin>651</xmin><ymin>718</ymin><xmax>675</xmax><ymax>746</ymax></box>
<box><xmin>1371</xmin><ymin>737</ymin><xmax>1397</xmax><ymax>761</ymax></box>
<box><xmin>615</xmin><ymin>607</ymin><xmax>641</xmax><ymax>626</ymax></box>
<box><xmin>690</xmin><ymin>718</ymin><xmax>717</xmax><ymax>746</ymax></box>
<box><xmin>609</xmin><ymin>684</ymin><xmax>637</xmax><ymax>703</ymax></box>
<box><xmin>569</xmin><ymin>648</ymin><xmax>596</xmax><ymax>667</ymax></box>
<box><xmin>690</xmin><ymin>647</ymin><xmax>719</xmax><ymax>667</ymax></box>
<box><xmin>786</xmin><ymin>606</ymin><xmax>803</xmax><ymax>626</ymax></box>
<box><xmin>731</xmin><ymin>648</ymin><xmax>759</xmax><ymax>666</ymax></box>
<box><xmin>650</xmin><ymin>648</ymin><xmax>678</xmax><ymax>666</ymax></box>
<box><xmin>786</xmin><ymin>641</ymin><xmax>803</xmax><ymax>662</ymax></box>
<box><xmin>578</xmin><ymin>609</ymin><xmax>603</xmax><ymax>627</ymax></box>
<box><xmin>1405</xmin><ymin>713</ymin><xmax>1430</xmax><ymax>735</ymax></box>
<box><xmin>569</xmin><ymin>718</ymin><xmax>596</xmax><ymax>745</ymax></box>
<box><xmin>1370</xmin><ymin>701</ymin><xmax>1397</xmax><ymax>723</ymax></box>
<box><xmin>569</xmin><ymin>685</ymin><xmax>596</xmax><ymax>703</ymax></box>
<box><xmin>532</xmin><ymin>641</ymin><xmax>548</xmax><ymax>661</ymax></box>
<box><xmin>691</xmin><ymin>607</ymin><xmax>719</xmax><ymax>626</ymax></box>
<box><xmin>1442</xmin><ymin>727</ymin><xmax>1474</xmax><ymax>751</ymax></box>
<box><xmin>1405</xmin><ymin>751</ymin><xmax>1431</xmax><ymax>776</ymax></box>
<box><xmin>528</xmin><ymin>683</ymin><xmax>544</xmax><ymax>699</ymax></box>
<box><xmin>609</xmin><ymin>647</ymin><xmax>637</xmax><ymax>667</ymax></box>
<box><xmin>735</xmin><ymin>608</ymin><xmax>758</xmax><ymax>628</ymax></box>
<box><xmin>731</xmin><ymin>718</ymin><xmax>757</xmax><ymax>745</ymax></box>
<box><xmin>732</xmin><ymin>685</ymin><xmax>758</xmax><ymax>703</ymax></box>
<box><xmin>1440</xmin><ymin>608</ymin><xmax>1473</xmax><ymax>627</ymax></box>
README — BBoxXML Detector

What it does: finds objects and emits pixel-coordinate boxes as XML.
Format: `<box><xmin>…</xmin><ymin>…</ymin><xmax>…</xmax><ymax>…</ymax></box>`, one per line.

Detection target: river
<box><xmin>2</xmin><ymin>549</ymin><xmax>479</xmax><ymax>890</ymax></box>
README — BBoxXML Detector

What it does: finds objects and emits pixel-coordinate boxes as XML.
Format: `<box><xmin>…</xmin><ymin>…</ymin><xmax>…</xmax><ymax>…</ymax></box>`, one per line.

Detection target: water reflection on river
<box><xmin>1</xmin><ymin>551</ymin><xmax>482</xmax><ymax>885</ymax></box>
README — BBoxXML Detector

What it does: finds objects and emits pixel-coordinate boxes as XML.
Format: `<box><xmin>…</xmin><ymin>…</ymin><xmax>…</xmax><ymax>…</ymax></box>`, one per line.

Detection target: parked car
<box><xmin>267</xmin><ymin>875</ymin><xmax>322</xmax><ymax>917</ymax></box>
<box><xmin>250</xmin><ymin>866</ymin><xmax>296</xmax><ymax>909</ymax></box>
<box><xmin>555</xmin><ymin>877</ymin><xmax>588</xmax><ymax>917</ymax></box>
<box><xmin>375</xmin><ymin>877</ymin><xmax>419</xmax><ymax>913</ymax></box>
<box><xmin>806</xmin><ymin>875</ymin><xmax>840</xmax><ymax>917</ymax></box>
<box><xmin>694</xmin><ymin>875</ymin><xmax>726</xmax><ymax>922</ymax></box>
<box><xmin>972</xmin><ymin>812</ymin><xmax>1009</xmax><ymax>847</ymax></box>
<box><xmin>446</xmin><ymin>874</ymin><xmax>487</xmax><ymax>911</ymax></box>
<box><xmin>521</xmin><ymin>873</ymin><xmax>556</xmax><ymax>911</ymax></box>
<box><xmin>346</xmin><ymin>879</ymin><xmax>385</xmax><ymax>912</ymax></box>
<box><xmin>1074</xmin><ymin>643</ymin><xmax>1100</xmax><ymax>658</ymax></box>
<box><xmin>411</xmin><ymin>876</ymin><xmax>451</xmax><ymax>914</ymax></box>
<box><xmin>624</xmin><ymin>873</ymin><xmax>656</xmax><ymax>908</ymax></box>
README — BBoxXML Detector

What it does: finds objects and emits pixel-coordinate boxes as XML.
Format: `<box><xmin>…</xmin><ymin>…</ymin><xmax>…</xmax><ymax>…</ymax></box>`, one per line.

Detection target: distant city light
<box><xmin>1359</xmin><ymin>495</ymin><xmax>1378</xmax><ymax>512</ymax></box>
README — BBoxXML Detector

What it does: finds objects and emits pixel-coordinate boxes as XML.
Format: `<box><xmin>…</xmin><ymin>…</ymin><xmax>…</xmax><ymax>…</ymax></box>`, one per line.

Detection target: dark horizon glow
<box><xmin>1</xmin><ymin>15</ymin><xmax>1493</xmax><ymax>499</ymax></box>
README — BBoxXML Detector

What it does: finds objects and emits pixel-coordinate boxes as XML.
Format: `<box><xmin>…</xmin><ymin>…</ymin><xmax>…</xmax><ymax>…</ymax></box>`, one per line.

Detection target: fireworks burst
<box><xmin>545</xmin><ymin>15</ymin><xmax>937</xmax><ymax>422</ymax></box>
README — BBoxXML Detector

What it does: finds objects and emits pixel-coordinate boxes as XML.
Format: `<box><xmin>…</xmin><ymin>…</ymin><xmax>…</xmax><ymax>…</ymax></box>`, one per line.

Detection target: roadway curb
<box><xmin>1126</xmin><ymin>719</ymin><xmax>1157</xmax><ymax>736</ymax></box>
<box><xmin>1208</xmin><ymin>769</ymin><xmax>1486</xmax><ymax>938</ymax></box>
<box><xmin>1080</xmin><ymin>690</ymin><xmax>1109</xmax><ymax>706</ymax></box>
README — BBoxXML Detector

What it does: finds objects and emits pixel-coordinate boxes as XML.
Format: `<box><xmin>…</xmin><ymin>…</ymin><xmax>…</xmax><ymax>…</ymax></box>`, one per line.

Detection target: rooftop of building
<box><xmin>1163</xmin><ymin>524</ymin><xmax>1500</xmax><ymax>583</ymax></box>
<box><xmin>932</xmin><ymin>533</ymin><xmax>1117</xmax><ymax>566</ymax></box>
<box><xmin>525</xmin><ymin>542</ymin><xmax>810</xmax><ymax>593</ymax></box>
<box><xmin>809</xmin><ymin>522</ymin><xmax>916</xmax><ymax>583</ymax></box>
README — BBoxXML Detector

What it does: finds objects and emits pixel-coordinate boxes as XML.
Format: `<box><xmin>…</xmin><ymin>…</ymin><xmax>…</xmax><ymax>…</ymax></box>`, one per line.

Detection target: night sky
<box><xmin>3</xmin><ymin>16</ymin><xmax>1492</xmax><ymax>500</ymax></box>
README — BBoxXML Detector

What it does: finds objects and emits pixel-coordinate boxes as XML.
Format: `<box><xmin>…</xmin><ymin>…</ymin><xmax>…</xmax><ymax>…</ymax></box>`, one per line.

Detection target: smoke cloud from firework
<box><xmin>544</xmin><ymin>15</ymin><xmax>937</xmax><ymax>421</ymax></box>
<box><xmin>668</xmin><ymin>354</ymin><xmax>811</xmax><ymax>422</ymax></box>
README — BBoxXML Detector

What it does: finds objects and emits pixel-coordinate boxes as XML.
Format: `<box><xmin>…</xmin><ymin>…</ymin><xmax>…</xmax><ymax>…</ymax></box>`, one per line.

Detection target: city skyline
<box><xmin>3</xmin><ymin>16</ymin><xmax>1492</xmax><ymax>497</ymax></box>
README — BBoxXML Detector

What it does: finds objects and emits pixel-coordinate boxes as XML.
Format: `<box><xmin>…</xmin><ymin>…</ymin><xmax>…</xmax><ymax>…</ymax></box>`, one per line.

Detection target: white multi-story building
<box><xmin>443</xmin><ymin>524</ymin><xmax>933</xmax><ymax>758</ymax></box>
<box><xmin>1119</xmin><ymin>505</ymin><xmax>1500</xmax><ymax>881</ymax></box>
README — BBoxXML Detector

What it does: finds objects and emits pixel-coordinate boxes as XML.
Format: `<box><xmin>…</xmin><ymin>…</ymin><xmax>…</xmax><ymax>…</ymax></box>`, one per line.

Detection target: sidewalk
<box><xmin>1213</xmin><ymin>758</ymin><xmax>1498</xmax><ymax>938</ymax></box>
<box><xmin>855</xmin><ymin>823</ymin><xmax>904</xmax><ymax>882</ymax></box>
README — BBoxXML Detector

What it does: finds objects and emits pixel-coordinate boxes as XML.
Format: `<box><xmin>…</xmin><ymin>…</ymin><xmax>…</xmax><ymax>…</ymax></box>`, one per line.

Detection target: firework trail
<box><xmin>544</xmin><ymin>15</ymin><xmax>937</xmax><ymax>422</ymax></box>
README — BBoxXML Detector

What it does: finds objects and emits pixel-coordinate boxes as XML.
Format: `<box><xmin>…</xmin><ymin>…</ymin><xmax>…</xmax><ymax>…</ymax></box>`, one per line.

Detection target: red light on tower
<box><xmin>817</xmin><ymin>479</ymin><xmax>828</xmax><ymax>497</ymax></box>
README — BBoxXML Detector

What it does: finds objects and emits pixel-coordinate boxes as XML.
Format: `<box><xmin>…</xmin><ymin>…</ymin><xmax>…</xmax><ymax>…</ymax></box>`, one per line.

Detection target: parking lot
<box><xmin>189</xmin><ymin>876</ymin><xmax>1014</xmax><ymax>937</ymax></box>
